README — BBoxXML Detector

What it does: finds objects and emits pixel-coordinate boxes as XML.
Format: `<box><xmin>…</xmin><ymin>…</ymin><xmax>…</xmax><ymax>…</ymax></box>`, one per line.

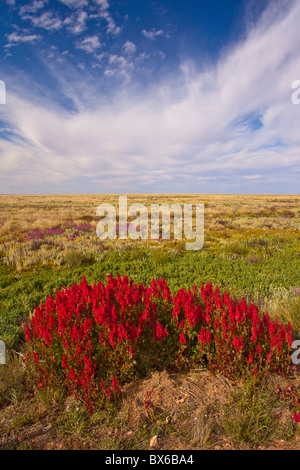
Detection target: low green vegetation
<box><xmin>1</xmin><ymin>230</ymin><xmax>299</xmax><ymax>349</ymax></box>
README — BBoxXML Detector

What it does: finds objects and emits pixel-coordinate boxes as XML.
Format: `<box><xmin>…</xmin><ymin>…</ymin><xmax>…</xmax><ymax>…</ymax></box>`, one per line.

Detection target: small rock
<box><xmin>175</xmin><ymin>397</ymin><xmax>185</xmax><ymax>404</ymax></box>
<box><xmin>150</xmin><ymin>435</ymin><xmax>158</xmax><ymax>448</ymax></box>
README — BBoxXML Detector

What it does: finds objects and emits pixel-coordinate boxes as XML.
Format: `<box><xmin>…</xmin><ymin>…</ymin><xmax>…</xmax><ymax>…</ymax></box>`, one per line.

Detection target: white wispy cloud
<box><xmin>19</xmin><ymin>0</ymin><xmax>46</xmax><ymax>15</ymax></box>
<box><xmin>104</xmin><ymin>54</ymin><xmax>134</xmax><ymax>80</ymax></box>
<box><xmin>58</xmin><ymin>0</ymin><xmax>88</xmax><ymax>8</ymax></box>
<box><xmin>89</xmin><ymin>0</ymin><xmax>120</xmax><ymax>35</ymax></box>
<box><xmin>1</xmin><ymin>0</ymin><xmax>300</xmax><ymax>193</ymax></box>
<box><xmin>7</xmin><ymin>0</ymin><xmax>120</xmax><ymax>52</ymax></box>
<box><xmin>93</xmin><ymin>0</ymin><xmax>109</xmax><ymax>9</ymax></box>
<box><xmin>141</xmin><ymin>28</ymin><xmax>167</xmax><ymax>40</ymax></box>
<box><xmin>63</xmin><ymin>9</ymin><xmax>88</xmax><ymax>34</ymax></box>
<box><xmin>5</xmin><ymin>31</ymin><xmax>41</xmax><ymax>47</ymax></box>
<box><xmin>21</xmin><ymin>10</ymin><xmax>63</xmax><ymax>31</ymax></box>
<box><xmin>61</xmin><ymin>0</ymin><xmax>121</xmax><ymax>35</ymax></box>
<box><xmin>99</xmin><ymin>9</ymin><xmax>121</xmax><ymax>35</ymax></box>
<box><xmin>76</xmin><ymin>35</ymin><xmax>101</xmax><ymax>53</ymax></box>
<box><xmin>123</xmin><ymin>40</ymin><xmax>137</xmax><ymax>54</ymax></box>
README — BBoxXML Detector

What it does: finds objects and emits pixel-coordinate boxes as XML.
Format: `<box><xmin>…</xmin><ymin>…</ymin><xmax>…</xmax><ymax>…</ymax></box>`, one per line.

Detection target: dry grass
<box><xmin>0</xmin><ymin>193</ymin><xmax>299</xmax><ymax>238</ymax></box>
<box><xmin>1</xmin><ymin>358</ymin><xmax>300</xmax><ymax>450</ymax></box>
<box><xmin>1</xmin><ymin>193</ymin><xmax>297</xmax><ymax>271</ymax></box>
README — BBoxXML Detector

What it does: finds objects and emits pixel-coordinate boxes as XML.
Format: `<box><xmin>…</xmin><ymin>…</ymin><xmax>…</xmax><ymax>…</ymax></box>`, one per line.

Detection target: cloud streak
<box><xmin>13</xmin><ymin>0</ymin><xmax>121</xmax><ymax>39</ymax></box>
<box><xmin>5</xmin><ymin>31</ymin><xmax>41</xmax><ymax>47</ymax></box>
<box><xmin>21</xmin><ymin>10</ymin><xmax>63</xmax><ymax>31</ymax></box>
<box><xmin>76</xmin><ymin>34</ymin><xmax>101</xmax><ymax>53</ymax></box>
<box><xmin>141</xmin><ymin>28</ymin><xmax>170</xmax><ymax>41</ymax></box>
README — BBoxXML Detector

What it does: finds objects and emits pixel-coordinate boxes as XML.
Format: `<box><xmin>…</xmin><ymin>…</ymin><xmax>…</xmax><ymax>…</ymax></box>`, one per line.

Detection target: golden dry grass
<box><xmin>1</xmin><ymin>361</ymin><xmax>300</xmax><ymax>450</ymax></box>
<box><xmin>0</xmin><ymin>193</ymin><xmax>299</xmax><ymax>238</ymax></box>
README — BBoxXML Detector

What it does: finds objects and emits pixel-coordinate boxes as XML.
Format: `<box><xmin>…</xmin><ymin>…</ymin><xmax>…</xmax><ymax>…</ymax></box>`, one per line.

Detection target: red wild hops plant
<box><xmin>293</xmin><ymin>412</ymin><xmax>300</xmax><ymax>423</ymax></box>
<box><xmin>24</xmin><ymin>275</ymin><xmax>295</xmax><ymax>411</ymax></box>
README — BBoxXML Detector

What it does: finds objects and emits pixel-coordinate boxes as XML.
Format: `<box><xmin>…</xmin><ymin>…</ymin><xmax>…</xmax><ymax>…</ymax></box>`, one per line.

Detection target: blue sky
<box><xmin>0</xmin><ymin>0</ymin><xmax>299</xmax><ymax>194</ymax></box>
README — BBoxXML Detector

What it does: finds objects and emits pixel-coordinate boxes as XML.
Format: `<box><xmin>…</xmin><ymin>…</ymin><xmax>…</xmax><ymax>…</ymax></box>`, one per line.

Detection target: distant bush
<box><xmin>64</xmin><ymin>250</ymin><xmax>94</xmax><ymax>268</ymax></box>
<box><xmin>246</xmin><ymin>238</ymin><xmax>269</xmax><ymax>248</ymax></box>
<box><xmin>224</xmin><ymin>243</ymin><xmax>250</xmax><ymax>257</ymax></box>
<box><xmin>280</xmin><ymin>210</ymin><xmax>295</xmax><ymax>218</ymax></box>
<box><xmin>150</xmin><ymin>250</ymin><xmax>172</xmax><ymax>264</ymax></box>
<box><xmin>80</xmin><ymin>215</ymin><xmax>94</xmax><ymax>222</ymax></box>
<box><xmin>125</xmin><ymin>247</ymin><xmax>147</xmax><ymax>261</ymax></box>
<box><xmin>245</xmin><ymin>254</ymin><xmax>261</xmax><ymax>264</ymax></box>
<box><xmin>24</xmin><ymin>276</ymin><xmax>295</xmax><ymax>413</ymax></box>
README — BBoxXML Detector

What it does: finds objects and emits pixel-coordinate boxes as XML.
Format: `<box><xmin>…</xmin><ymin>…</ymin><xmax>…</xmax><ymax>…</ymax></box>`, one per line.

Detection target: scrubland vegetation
<box><xmin>0</xmin><ymin>194</ymin><xmax>299</xmax><ymax>450</ymax></box>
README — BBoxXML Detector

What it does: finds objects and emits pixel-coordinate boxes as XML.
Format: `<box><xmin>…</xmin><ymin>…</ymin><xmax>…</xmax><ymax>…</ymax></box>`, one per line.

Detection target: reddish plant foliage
<box><xmin>24</xmin><ymin>275</ymin><xmax>295</xmax><ymax>412</ymax></box>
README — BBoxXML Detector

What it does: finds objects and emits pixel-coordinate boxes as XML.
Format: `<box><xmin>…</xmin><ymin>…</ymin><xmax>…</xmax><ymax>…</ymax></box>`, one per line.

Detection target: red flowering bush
<box><xmin>24</xmin><ymin>275</ymin><xmax>294</xmax><ymax>411</ymax></box>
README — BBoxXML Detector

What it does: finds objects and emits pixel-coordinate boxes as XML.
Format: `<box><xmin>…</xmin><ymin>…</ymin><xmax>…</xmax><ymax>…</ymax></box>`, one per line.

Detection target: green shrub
<box><xmin>224</xmin><ymin>243</ymin><xmax>249</xmax><ymax>257</ymax></box>
<box><xmin>150</xmin><ymin>250</ymin><xmax>172</xmax><ymax>264</ymax></box>
<box><xmin>64</xmin><ymin>250</ymin><xmax>94</xmax><ymax>268</ymax></box>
